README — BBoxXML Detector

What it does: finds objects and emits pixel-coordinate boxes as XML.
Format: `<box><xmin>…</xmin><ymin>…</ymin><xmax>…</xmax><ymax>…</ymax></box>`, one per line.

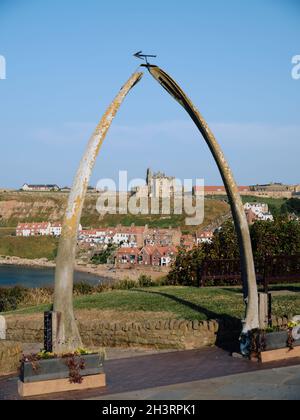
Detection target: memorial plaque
<box><xmin>44</xmin><ymin>312</ymin><xmax>53</xmax><ymax>353</ymax></box>
<box><xmin>44</xmin><ymin>312</ymin><xmax>59</xmax><ymax>353</ymax></box>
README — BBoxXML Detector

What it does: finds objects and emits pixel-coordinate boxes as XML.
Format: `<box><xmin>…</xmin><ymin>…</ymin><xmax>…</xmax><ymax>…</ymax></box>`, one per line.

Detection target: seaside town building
<box><xmin>49</xmin><ymin>223</ymin><xmax>63</xmax><ymax>237</ymax></box>
<box><xmin>81</xmin><ymin>225</ymin><xmax>182</xmax><ymax>249</ymax></box>
<box><xmin>193</xmin><ymin>186</ymin><xmax>250</xmax><ymax>196</ymax></box>
<box><xmin>21</xmin><ymin>184</ymin><xmax>60</xmax><ymax>192</ymax></box>
<box><xmin>244</xmin><ymin>202</ymin><xmax>274</xmax><ymax>224</ymax></box>
<box><xmin>78</xmin><ymin>226</ymin><xmax>145</xmax><ymax>248</ymax></box>
<box><xmin>116</xmin><ymin>248</ymin><xmax>140</xmax><ymax>265</ymax></box>
<box><xmin>16</xmin><ymin>222</ymin><xmax>82</xmax><ymax>237</ymax></box>
<box><xmin>181</xmin><ymin>234</ymin><xmax>196</xmax><ymax>250</ymax></box>
<box><xmin>151</xmin><ymin>246</ymin><xmax>178</xmax><ymax>267</ymax></box>
<box><xmin>143</xmin><ymin>227</ymin><xmax>182</xmax><ymax>247</ymax></box>
<box><xmin>193</xmin><ymin>183</ymin><xmax>300</xmax><ymax>199</ymax></box>
<box><xmin>16</xmin><ymin>222</ymin><xmax>51</xmax><ymax>237</ymax></box>
<box><xmin>78</xmin><ymin>228</ymin><xmax>115</xmax><ymax>246</ymax></box>
<box><xmin>249</xmin><ymin>183</ymin><xmax>300</xmax><ymax>199</ymax></box>
<box><xmin>117</xmin><ymin>245</ymin><xmax>178</xmax><ymax>268</ymax></box>
<box><xmin>196</xmin><ymin>231</ymin><xmax>214</xmax><ymax>245</ymax></box>
<box><xmin>139</xmin><ymin>246</ymin><xmax>156</xmax><ymax>266</ymax></box>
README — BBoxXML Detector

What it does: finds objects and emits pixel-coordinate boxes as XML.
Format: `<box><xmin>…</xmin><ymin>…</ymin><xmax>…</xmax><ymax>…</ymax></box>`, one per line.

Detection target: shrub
<box><xmin>73</xmin><ymin>282</ymin><xmax>94</xmax><ymax>296</ymax></box>
<box><xmin>0</xmin><ymin>286</ymin><xmax>27</xmax><ymax>312</ymax></box>
<box><xmin>113</xmin><ymin>278</ymin><xmax>137</xmax><ymax>290</ymax></box>
<box><xmin>22</xmin><ymin>288</ymin><xmax>53</xmax><ymax>306</ymax></box>
<box><xmin>91</xmin><ymin>245</ymin><xmax>117</xmax><ymax>265</ymax></box>
<box><xmin>138</xmin><ymin>274</ymin><xmax>153</xmax><ymax>288</ymax></box>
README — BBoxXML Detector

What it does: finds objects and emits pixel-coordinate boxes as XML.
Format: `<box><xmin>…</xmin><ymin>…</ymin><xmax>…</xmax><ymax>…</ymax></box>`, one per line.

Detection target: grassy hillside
<box><xmin>0</xmin><ymin>236</ymin><xmax>58</xmax><ymax>260</ymax></box>
<box><xmin>0</xmin><ymin>192</ymin><xmax>67</xmax><ymax>227</ymax></box>
<box><xmin>0</xmin><ymin>228</ymin><xmax>15</xmax><ymax>238</ymax></box>
<box><xmin>240</xmin><ymin>195</ymin><xmax>287</xmax><ymax>210</ymax></box>
<box><xmin>208</xmin><ymin>194</ymin><xmax>287</xmax><ymax>217</ymax></box>
<box><xmin>0</xmin><ymin>192</ymin><xmax>229</xmax><ymax>233</ymax></box>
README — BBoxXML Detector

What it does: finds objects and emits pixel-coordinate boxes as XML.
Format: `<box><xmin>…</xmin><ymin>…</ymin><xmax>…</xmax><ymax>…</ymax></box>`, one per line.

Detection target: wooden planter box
<box><xmin>260</xmin><ymin>331</ymin><xmax>300</xmax><ymax>363</ymax></box>
<box><xmin>20</xmin><ymin>354</ymin><xmax>103</xmax><ymax>383</ymax></box>
<box><xmin>18</xmin><ymin>354</ymin><xmax>106</xmax><ymax>397</ymax></box>
<box><xmin>264</xmin><ymin>331</ymin><xmax>300</xmax><ymax>351</ymax></box>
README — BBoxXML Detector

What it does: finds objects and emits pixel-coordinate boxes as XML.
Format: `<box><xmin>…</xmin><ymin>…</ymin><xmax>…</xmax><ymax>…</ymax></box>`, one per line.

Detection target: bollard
<box><xmin>258</xmin><ymin>293</ymin><xmax>269</xmax><ymax>330</ymax></box>
<box><xmin>0</xmin><ymin>316</ymin><xmax>6</xmax><ymax>340</ymax></box>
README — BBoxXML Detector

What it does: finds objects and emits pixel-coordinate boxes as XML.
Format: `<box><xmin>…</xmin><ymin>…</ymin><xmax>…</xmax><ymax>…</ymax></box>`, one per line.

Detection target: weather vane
<box><xmin>133</xmin><ymin>51</ymin><xmax>157</xmax><ymax>66</ymax></box>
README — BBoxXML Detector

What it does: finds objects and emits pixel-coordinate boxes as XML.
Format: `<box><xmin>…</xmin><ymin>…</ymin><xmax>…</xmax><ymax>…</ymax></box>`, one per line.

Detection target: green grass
<box><xmin>0</xmin><ymin>228</ymin><xmax>15</xmax><ymax>237</ymax></box>
<box><xmin>240</xmin><ymin>195</ymin><xmax>287</xmax><ymax>211</ymax></box>
<box><xmin>4</xmin><ymin>286</ymin><xmax>300</xmax><ymax>321</ymax></box>
<box><xmin>208</xmin><ymin>195</ymin><xmax>287</xmax><ymax>217</ymax></box>
<box><xmin>0</xmin><ymin>236</ymin><xmax>58</xmax><ymax>260</ymax></box>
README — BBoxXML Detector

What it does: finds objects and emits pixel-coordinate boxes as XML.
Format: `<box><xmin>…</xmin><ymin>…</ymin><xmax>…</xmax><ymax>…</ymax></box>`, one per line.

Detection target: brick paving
<box><xmin>0</xmin><ymin>347</ymin><xmax>300</xmax><ymax>400</ymax></box>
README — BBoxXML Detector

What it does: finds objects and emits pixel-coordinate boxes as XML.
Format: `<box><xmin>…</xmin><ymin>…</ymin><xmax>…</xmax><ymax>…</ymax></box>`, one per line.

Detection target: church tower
<box><xmin>146</xmin><ymin>168</ymin><xmax>153</xmax><ymax>197</ymax></box>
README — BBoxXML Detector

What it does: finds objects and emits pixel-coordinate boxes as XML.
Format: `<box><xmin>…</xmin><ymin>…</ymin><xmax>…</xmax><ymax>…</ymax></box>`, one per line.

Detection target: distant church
<box><xmin>146</xmin><ymin>168</ymin><xmax>176</xmax><ymax>198</ymax></box>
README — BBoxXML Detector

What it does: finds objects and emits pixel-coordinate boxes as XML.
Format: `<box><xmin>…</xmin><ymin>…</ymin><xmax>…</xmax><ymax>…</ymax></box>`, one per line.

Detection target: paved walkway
<box><xmin>96</xmin><ymin>365</ymin><xmax>300</xmax><ymax>400</ymax></box>
<box><xmin>1</xmin><ymin>347</ymin><xmax>300</xmax><ymax>400</ymax></box>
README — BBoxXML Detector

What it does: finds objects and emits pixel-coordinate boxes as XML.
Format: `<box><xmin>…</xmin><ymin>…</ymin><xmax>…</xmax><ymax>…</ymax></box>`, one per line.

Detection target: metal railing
<box><xmin>200</xmin><ymin>254</ymin><xmax>300</xmax><ymax>290</ymax></box>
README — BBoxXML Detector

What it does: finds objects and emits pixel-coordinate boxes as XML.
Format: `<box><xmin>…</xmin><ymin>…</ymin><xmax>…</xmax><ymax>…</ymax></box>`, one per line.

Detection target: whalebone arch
<box><xmin>53</xmin><ymin>66</ymin><xmax>258</xmax><ymax>353</ymax></box>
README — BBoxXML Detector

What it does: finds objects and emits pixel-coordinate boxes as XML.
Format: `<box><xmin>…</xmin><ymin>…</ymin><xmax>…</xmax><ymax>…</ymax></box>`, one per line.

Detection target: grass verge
<box><xmin>2</xmin><ymin>285</ymin><xmax>299</xmax><ymax>321</ymax></box>
<box><xmin>0</xmin><ymin>236</ymin><xmax>58</xmax><ymax>260</ymax></box>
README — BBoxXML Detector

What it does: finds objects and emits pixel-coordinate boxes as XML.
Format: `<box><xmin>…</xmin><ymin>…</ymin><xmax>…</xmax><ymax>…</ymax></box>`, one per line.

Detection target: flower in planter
<box><xmin>291</xmin><ymin>316</ymin><xmax>300</xmax><ymax>341</ymax></box>
<box><xmin>36</xmin><ymin>350</ymin><xmax>56</xmax><ymax>360</ymax></box>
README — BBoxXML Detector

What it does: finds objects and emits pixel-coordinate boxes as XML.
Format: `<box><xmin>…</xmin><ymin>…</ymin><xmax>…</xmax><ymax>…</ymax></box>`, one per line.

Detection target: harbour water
<box><xmin>0</xmin><ymin>265</ymin><xmax>106</xmax><ymax>288</ymax></box>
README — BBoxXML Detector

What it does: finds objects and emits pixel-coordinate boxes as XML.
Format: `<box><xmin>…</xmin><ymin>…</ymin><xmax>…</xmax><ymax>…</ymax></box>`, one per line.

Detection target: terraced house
<box><xmin>16</xmin><ymin>222</ymin><xmax>81</xmax><ymax>237</ymax></box>
<box><xmin>21</xmin><ymin>184</ymin><xmax>60</xmax><ymax>192</ymax></box>
<box><xmin>16</xmin><ymin>222</ymin><xmax>51</xmax><ymax>237</ymax></box>
<box><xmin>138</xmin><ymin>245</ymin><xmax>178</xmax><ymax>267</ymax></box>
<box><xmin>116</xmin><ymin>247</ymin><xmax>140</xmax><ymax>265</ymax></box>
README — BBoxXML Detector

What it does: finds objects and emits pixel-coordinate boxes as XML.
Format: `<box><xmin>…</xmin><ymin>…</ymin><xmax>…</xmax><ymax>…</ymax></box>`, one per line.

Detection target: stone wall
<box><xmin>4</xmin><ymin>315</ymin><xmax>291</xmax><ymax>351</ymax></box>
<box><xmin>3</xmin><ymin>315</ymin><xmax>290</xmax><ymax>350</ymax></box>
<box><xmin>4</xmin><ymin>316</ymin><xmax>244</xmax><ymax>350</ymax></box>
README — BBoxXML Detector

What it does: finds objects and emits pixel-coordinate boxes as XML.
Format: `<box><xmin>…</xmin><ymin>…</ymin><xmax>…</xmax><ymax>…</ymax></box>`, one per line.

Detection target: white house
<box><xmin>50</xmin><ymin>223</ymin><xmax>62</xmax><ymax>237</ymax></box>
<box><xmin>244</xmin><ymin>203</ymin><xmax>274</xmax><ymax>223</ymax></box>
<box><xmin>21</xmin><ymin>184</ymin><xmax>60</xmax><ymax>192</ymax></box>
<box><xmin>244</xmin><ymin>202</ymin><xmax>269</xmax><ymax>215</ymax></box>
<box><xmin>259</xmin><ymin>213</ymin><xmax>274</xmax><ymax>222</ymax></box>
<box><xmin>16</xmin><ymin>222</ymin><xmax>51</xmax><ymax>237</ymax></box>
<box><xmin>78</xmin><ymin>227</ymin><xmax>113</xmax><ymax>245</ymax></box>
<box><xmin>16</xmin><ymin>222</ymin><xmax>82</xmax><ymax>237</ymax></box>
<box><xmin>160</xmin><ymin>256</ymin><xmax>172</xmax><ymax>267</ymax></box>
<box><xmin>196</xmin><ymin>231</ymin><xmax>214</xmax><ymax>245</ymax></box>
<box><xmin>113</xmin><ymin>230</ymin><xmax>137</xmax><ymax>248</ymax></box>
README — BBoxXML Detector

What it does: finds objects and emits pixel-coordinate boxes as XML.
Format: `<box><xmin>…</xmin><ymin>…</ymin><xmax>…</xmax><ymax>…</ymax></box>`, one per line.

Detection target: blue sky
<box><xmin>0</xmin><ymin>0</ymin><xmax>299</xmax><ymax>189</ymax></box>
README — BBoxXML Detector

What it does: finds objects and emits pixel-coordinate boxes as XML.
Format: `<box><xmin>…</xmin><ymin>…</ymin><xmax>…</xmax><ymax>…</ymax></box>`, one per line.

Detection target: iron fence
<box><xmin>200</xmin><ymin>254</ymin><xmax>300</xmax><ymax>290</ymax></box>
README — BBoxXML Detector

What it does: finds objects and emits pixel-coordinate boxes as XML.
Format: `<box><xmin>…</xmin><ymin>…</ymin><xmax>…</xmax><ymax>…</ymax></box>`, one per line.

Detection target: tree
<box><xmin>169</xmin><ymin>219</ymin><xmax>300</xmax><ymax>286</ymax></box>
<box><xmin>168</xmin><ymin>246</ymin><xmax>205</xmax><ymax>286</ymax></box>
<box><xmin>91</xmin><ymin>244</ymin><xmax>117</xmax><ymax>265</ymax></box>
<box><xmin>281</xmin><ymin>198</ymin><xmax>300</xmax><ymax>216</ymax></box>
<box><xmin>251</xmin><ymin>218</ymin><xmax>300</xmax><ymax>258</ymax></box>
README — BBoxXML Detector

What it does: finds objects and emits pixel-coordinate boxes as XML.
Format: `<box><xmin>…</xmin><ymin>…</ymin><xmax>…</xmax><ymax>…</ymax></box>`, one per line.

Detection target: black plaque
<box><xmin>44</xmin><ymin>312</ymin><xmax>53</xmax><ymax>353</ymax></box>
<box><xmin>268</xmin><ymin>293</ymin><xmax>272</xmax><ymax>327</ymax></box>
